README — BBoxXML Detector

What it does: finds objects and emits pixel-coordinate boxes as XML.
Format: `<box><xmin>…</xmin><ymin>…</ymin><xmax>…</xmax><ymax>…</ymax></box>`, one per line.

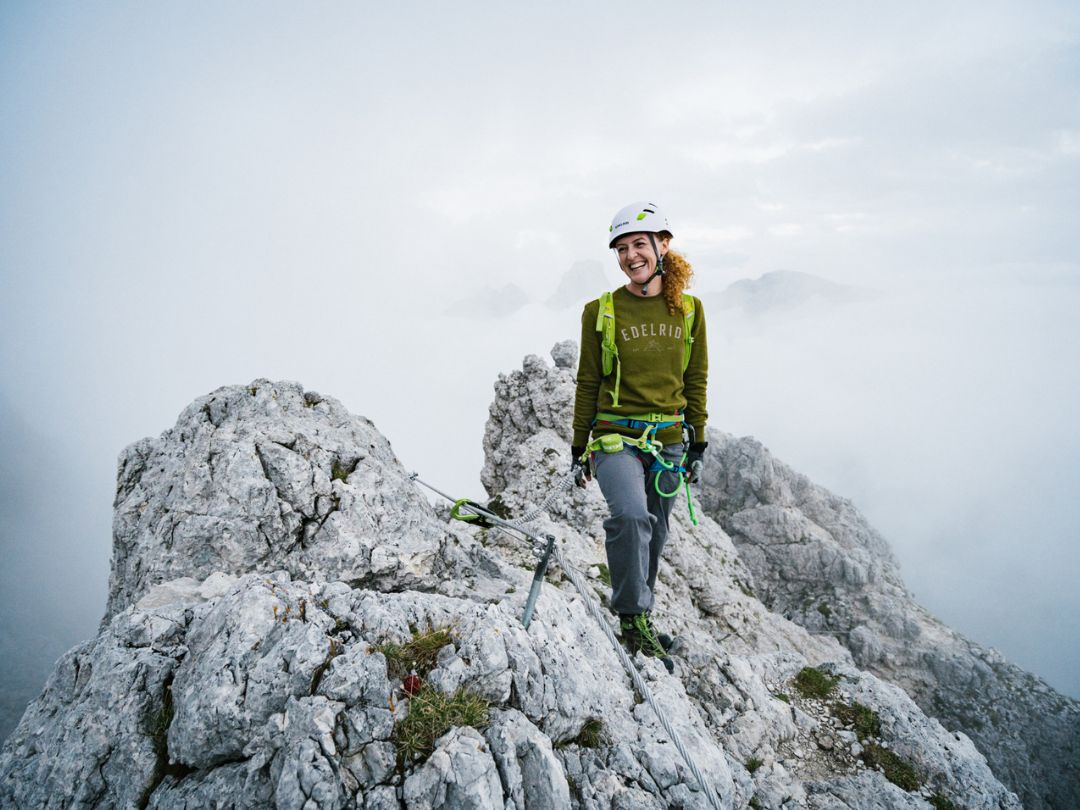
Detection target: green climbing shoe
<box><xmin>644</xmin><ymin>612</ymin><xmax>674</xmax><ymax>652</ymax></box>
<box><xmin>620</xmin><ymin>613</ymin><xmax>674</xmax><ymax>673</ymax></box>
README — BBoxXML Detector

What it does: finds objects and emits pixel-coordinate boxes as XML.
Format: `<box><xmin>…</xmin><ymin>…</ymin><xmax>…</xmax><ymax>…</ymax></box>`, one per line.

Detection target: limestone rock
<box><xmin>167</xmin><ymin>576</ymin><xmax>337</xmax><ymax>768</ymax></box>
<box><xmin>484</xmin><ymin>708</ymin><xmax>570</xmax><ymax>809</ymax></box>
<box><xmin>698</xmin><ymin>430</ymin><xmax>1080</xmax><ymax>809</ymax></box>
<box><xmin>107</xmin><ymin>380</ymin><xmax>470</xmax><ymax>620</ymax></box>
<box><xmin>478</xmin><ymin>345</ymin><xmax>1018</xmax><ymax>810</ymax></box>
<box><xmin>403</xmin><ymin>726</ymin><xmax>503</xmax><ymax>809</ymax></box>
<box><xmin>0</xmin><ymin>606</ymin><xmax>185</xmax><ymax>808</ymax></box>
<box><xmin>0</xmin><ymin>351</ymin><xmax>1031</xmax><ymax>809</ymax></box>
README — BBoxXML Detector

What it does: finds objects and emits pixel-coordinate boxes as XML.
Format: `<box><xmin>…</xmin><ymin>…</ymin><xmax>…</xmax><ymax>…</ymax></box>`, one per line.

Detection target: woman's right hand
<box><xmin>571</xmin><ymin>446</ymin><xmax>591</xmax><ymax>487</ymax></box>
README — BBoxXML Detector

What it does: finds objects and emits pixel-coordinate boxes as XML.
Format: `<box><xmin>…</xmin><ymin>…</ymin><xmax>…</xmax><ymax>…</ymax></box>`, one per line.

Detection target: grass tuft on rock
<box><xmin>833</xmin><ymin>701</ymin><xmax>881</xmax><ymax>740</ymax></box>
<box><xmin>393</xmin><ymin>684</ymin><xmax>490</xmax><ymax>764</ymax></box>
<box><xmin>861</xmin><ymin>743</ymin><xmax>922</xmax><ymax>791</ymax></box>
<box><xmin>570</xmin><ymin>718</ymin><xmax>606</xmax><ymax>749</ymax></box>
<box><xmin>745</xmin><ymin>755</ymin><xmax>763</xmax><ymax>774</ymax></box>
<box><xmin>928</xmin><ymin>794</ymin><xmax>958</xmax><ymax>810</ymax></box>
<box><xmin>596</xmin><ymin>563</ymin><xmax>611</xmax><ymax>587</ymax></box>
<box><xmin>374</xmin><ymin>626</ymin><xmax>453</xmax><ymax>680</ymax></box>
<box><xmin>793</xmin><ymin>666</ymin><xmax>839</xmax><ymax>700</ymax></box>
<box><xmin>486</xmin><ymin>494</ymin><xmax>512</xmax><ymax>519</ymax></box>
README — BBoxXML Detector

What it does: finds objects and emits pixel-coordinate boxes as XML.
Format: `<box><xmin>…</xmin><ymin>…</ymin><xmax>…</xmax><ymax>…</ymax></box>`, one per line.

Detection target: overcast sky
<box><xmin>1</xmin><ymin>1</ymin><xmax>1078</xmax><ymax>737</ymax></box>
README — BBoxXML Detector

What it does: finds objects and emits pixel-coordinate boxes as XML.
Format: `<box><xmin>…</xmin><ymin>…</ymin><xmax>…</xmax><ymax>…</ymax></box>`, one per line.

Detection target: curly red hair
<box><xmin>661</xmin><ymin>243</ymin><xmax>695</xmax><ymax>315</ymax></box>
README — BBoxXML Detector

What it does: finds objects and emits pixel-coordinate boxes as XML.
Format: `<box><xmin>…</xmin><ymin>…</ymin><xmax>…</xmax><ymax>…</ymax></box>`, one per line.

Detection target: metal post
<box><xmin>521</xmin><ymin>534</ymin><xmax>555</xmax><ymax>629</ymax></box>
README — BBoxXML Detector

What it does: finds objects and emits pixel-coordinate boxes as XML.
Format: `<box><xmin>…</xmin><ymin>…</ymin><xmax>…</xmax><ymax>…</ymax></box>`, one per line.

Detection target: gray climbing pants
<box><xmin>591</xmin><ymin>442</ymin><xmax>684</xmax><ymax>615</ymax></box>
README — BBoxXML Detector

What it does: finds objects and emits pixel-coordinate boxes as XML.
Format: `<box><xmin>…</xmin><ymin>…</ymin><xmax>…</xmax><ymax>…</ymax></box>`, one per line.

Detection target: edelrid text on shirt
<box><xmin>619</xmin><ymin>323</ymin><xmax>683</xmax><ymax>341</ymax></box>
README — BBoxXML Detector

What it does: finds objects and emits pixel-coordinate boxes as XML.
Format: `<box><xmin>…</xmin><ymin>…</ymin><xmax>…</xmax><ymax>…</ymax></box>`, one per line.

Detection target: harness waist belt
<box><xmin>596</xmin><ymin>412</ymin><xmax>678</xmax><ymax>425</ymax></box>
<box><xmin>594</xmin><ymin>412</ymin><xmax>684</xmax><ymax>432</ymax></box>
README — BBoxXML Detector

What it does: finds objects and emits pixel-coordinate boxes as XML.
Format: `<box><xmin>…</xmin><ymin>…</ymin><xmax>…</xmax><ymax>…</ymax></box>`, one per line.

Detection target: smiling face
<box><xmin>612</xmin><ymin>231</ymin><xmax>671</xmax><ymax>285</ymax></box>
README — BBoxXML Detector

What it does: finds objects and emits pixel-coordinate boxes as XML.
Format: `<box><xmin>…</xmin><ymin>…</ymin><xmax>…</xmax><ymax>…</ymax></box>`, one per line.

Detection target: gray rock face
<box><xmin>0</xmin><ymin>613</ymin><xmax>180</xmax><ymax>808</ymax></box>
<box><xmin>0</xmin><ymin>363</ymin><xmax>1027</xmax><ymax>809</ymax></box>
<box><xmin>480</xmin><ymin>349</ymin><xmax>1017</xmax><ymax>810</ymax></box>
<box><xmin>698</xmin><ymin>431</ymin><xmax>1080</xmax><ymax>809</ymax></box>
<box><xmin>403</xmin><ymin>726</ymin><xmax>503</xmax><ymax>809</ymax></box>
<box><xmin>485</xmin><ymin>708</ymin><xmax>570</xmax><ymax>809</ymax></box>
<box><xmin>108</xmin><ymin>380</ymin><xmax>457</xmax><ymax>621</ymax></box>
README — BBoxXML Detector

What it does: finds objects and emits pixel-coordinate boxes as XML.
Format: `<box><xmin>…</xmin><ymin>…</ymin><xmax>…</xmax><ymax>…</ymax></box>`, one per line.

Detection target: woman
<box><xmin>571</xmin><ymin>201</ymin><xmax>708</xmax><ymax>673</ymax></box>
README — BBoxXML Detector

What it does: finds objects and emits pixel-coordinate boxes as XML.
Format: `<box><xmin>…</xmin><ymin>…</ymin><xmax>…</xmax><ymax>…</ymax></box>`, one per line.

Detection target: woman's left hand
<box><xmin>686</xmin><ymin>442</ymin><xmax>708</xmax><ymax>483</ymax></box>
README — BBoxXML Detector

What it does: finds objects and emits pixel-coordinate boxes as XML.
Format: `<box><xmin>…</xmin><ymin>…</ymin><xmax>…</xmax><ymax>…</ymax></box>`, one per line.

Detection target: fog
<box><xmin>2</xmin><ymin>1</ymin><xmax>1078</xmax><ymax>739</ymax></box>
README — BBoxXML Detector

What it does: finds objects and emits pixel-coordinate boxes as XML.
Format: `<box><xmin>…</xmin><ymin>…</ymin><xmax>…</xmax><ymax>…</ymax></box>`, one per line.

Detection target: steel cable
<box><xmin>408</xmin><ymin>472</ymin><xmax>724</xmax><ymax>810</ymax></box>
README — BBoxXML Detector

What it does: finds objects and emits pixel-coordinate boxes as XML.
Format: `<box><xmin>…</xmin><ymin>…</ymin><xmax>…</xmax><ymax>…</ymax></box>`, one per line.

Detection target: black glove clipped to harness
<box><xmin>686</xmin><ymin>442</ymin><xmax>708</xmax><ymax>484</ymax></box>
<box><xmin>571</xmin><ymin>446</ymin><xmax>590</xmax><ymax>487</ymax></box>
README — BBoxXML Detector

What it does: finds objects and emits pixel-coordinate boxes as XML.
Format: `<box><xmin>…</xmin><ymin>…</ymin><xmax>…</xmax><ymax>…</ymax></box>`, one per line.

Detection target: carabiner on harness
<box><xmin>584</xmin><ymin>418</ymin><xmax>699</xmax><ymax>526</ymax></box>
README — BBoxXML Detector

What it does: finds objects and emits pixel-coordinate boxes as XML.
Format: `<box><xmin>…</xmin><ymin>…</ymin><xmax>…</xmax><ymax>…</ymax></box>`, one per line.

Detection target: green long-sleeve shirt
<box><xmin>573</xmin><ymin>287</ymin><xmax>709</xmax><ymax>447</ymax></box>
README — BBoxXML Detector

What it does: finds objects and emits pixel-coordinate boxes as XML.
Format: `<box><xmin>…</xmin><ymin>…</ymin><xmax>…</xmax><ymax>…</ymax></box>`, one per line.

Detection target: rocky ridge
<box><xmin>0</xmin><ymin>352</ymin><xmax>1035</xmax><ymax>808</ymax></box>
<box><xmin>696</xmin><ymin>434</ymin><xmax>1080</xmax><ymax>809</ymax></box>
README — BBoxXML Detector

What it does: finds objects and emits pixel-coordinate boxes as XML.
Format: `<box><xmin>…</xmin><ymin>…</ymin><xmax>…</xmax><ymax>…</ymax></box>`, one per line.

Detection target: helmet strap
<box><xmin>640</xmin><ymin>233</ymin><xmax>665</xmax><ymax>295</ymax></box>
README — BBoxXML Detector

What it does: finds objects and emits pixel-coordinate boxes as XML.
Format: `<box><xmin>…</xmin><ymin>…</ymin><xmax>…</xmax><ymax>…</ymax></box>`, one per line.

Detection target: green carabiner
<box><xmin>451</xmin><ymin>498</ymin><xmax>498</xmax><ymax>528</ymax></box>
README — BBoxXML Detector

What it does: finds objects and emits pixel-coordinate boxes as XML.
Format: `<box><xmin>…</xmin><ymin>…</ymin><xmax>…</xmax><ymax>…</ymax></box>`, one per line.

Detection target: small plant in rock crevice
<box><xmin>564</xmin><ymin>717</ymin><xmax>606</xmax><ymax>749</ymax></box>
<box><xmin>928</xmin><ymin>793</ymin><xmax>959</xmax><ymax>810</ymax></box>
<box><xmin>486</xmin><ymin>494</ymin><xmax>512</xmax><ymax>519</ymax></box>
<box><xmin>745</xmin><ymin>755</ymin><xmax>763</xmax><ymax>774</ymax></box>
<box><xmin>833</xmin><ymin>700</ymin><xmax>881</xmax><ymax>740</ymax></box>
<box><xmin>861</xmin><ymin>742</ymin><xmax>922</xmax><ymax>791</ymax></box>
<box><xmin>392</xmin><ymin>683</ymin><xmax>490</xmax><ymax>765</ymax></box>
<box><xmin>793</xmin><ymin>666</ymin><xmax>839</xmax><ymax>700</ymax></box>
<box><xmin>373</xmin><ymin>626</ymin><xmax>453</xmax><ymax>680</ymax></box>
<box><xmin>734</xmin><ymin>579</ymin><xmax>755</xmax><ymax>598</ymax></box>
<box><xmin>309</xmin><ymin>638</ymin><xmax>342</xmax><ymax>695</ymax></box>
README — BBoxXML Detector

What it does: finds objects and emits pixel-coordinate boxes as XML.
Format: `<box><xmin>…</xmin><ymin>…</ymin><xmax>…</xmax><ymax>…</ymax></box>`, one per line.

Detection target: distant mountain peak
<box><xmin>545</xmin><ymin>259</ymin><xmax>608</xmax><ymax>310</ymax></box>
<box><xmin>445</xmin><ymin>282</ymin><xmax>531</xmax><ymax>318</ymax></box>
<box><xmin>717</xmin><ymin>270</ymin><xmax>878</xmax><ymax>315</ymax></box>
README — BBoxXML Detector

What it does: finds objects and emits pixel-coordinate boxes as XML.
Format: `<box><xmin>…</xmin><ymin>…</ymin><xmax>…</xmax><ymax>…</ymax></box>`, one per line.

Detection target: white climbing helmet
<box><xmin>608</xmin><ymin>201</ymin><xmax>672</xmax><ymax>248</ymax></box>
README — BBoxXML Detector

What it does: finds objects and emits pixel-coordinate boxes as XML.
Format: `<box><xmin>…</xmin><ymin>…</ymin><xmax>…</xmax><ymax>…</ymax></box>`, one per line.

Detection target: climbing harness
<box><xmin>595</xmin><ymin>292</ymin><xmax>696</xmax><ymax>408</ymax></box>
<box><xmin>582</xmin><ymin>416</ymin><xmax>699</xmax><ymax>526</ymax></box>
<box><xmin>405</xmin><ymin>471</ymin><xmax>723</xmax><ymax>810</ymax></box>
